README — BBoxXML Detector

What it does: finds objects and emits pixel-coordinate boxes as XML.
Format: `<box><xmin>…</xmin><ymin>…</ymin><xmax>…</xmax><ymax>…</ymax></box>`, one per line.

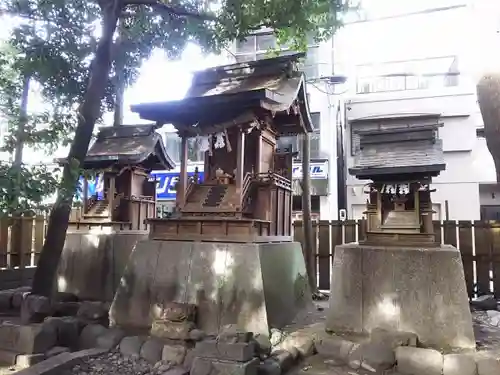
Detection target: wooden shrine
<box><xmin>60</xmin><ymin>124</ymin><xmax>175</xmax><ymax>230</ymax></box>
<box><xmin>132</xmin><ymin>53</ymin><xmax>314</xmax><ymax>242</ymax></box>
<box><xmin>349</xmin><ymin>123</ymin><xmax>446</xmax><ymax>246</ymax></box>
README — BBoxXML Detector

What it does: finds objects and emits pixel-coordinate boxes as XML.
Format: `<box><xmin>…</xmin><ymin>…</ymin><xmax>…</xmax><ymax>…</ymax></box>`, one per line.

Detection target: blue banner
<box><xmin>152</xmin><ymin>171</ymin><xmax>205</xmax><ymax>200</ymax></box>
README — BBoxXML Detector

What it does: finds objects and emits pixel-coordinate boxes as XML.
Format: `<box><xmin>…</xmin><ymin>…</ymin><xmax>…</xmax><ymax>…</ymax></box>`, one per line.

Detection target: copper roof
<box><xmin>349</xmin><ymin>123</ymin><xmax>445</xmax><ymax>180</ymax></box>
<box><xmin>59</xmin><ymin>124</ymin><xmax>175</xmax><ymax>170</ymax></box>
<box><xmin>130</xmin><ymin>53</ymin><xmax>314</xmax><ymax>136</ymax></box>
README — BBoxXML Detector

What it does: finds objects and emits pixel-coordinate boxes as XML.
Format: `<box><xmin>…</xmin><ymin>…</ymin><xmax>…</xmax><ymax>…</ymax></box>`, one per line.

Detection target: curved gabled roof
<box><xmin>130</xmin><ymin>53</ymin><xmax>315</xmax><ymax>137</ymax></box>
<box><xmin>57</xmin><ymin>124</ymin><xmax>175</xmax><ymax>171</ymax></box>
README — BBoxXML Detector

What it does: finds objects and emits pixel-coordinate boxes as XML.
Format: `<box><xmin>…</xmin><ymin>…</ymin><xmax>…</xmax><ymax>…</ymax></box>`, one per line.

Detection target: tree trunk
<box><xmin>113</xmin><ymin>69</ymin><xmax>125</xmax><ymax>126</ymax></box>
<box><xmin>113</xmin><ymin>22</ymin><xmax>125</xmax><ymax>127</ymax></box>
<box><xmin>13</xmin><ymin>75</ymin><xmax>30</xmax><ymax>168</ymax></box>
<box><xmin>31</xmin><ymin>8</ymin><xmax>121</xmax><ymax>297</ymax></box>
<box><xmin>477</xmin><ymin>73</ymin><xmax>500</xmax><ymax>182</ymax></box>
<box><xmin>301</xmin><ymin>133</ymin><xmax>316</xmax><ymax>292</ymax></box>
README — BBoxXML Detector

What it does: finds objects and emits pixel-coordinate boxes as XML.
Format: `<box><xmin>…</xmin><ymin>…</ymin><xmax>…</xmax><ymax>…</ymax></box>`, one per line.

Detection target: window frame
<box><xmin>234</xmin><ymin>32</ymin><xmax>321</xmax><ymax>80</ymax></box>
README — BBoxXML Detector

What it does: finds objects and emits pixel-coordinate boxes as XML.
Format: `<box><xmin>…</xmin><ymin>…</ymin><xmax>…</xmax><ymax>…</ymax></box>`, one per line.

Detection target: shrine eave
<box><xmin>349</xmin><ymin>164</ymin><xmax>446</xmax><ymax>181</ymax></box>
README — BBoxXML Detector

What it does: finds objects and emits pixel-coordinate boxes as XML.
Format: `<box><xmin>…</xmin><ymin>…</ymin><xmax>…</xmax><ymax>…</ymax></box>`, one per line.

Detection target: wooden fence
<box><xmin>1</xmin><ymin>216</ymin><xmax>500</xmax><ymax>299</ymax></box>
<box><xmin>293</xmin><ymin>220</ymin><xmax>500</xmax><ymax>299</ymax></box>
<box><xmin>0</xmin><ymin>216</ymin><xmax>46</xmax><ymax>269</ymax></box>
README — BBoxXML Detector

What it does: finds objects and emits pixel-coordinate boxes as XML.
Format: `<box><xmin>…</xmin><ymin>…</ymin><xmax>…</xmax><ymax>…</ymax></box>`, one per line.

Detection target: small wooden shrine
<box><xmin>349</xmin><ymin>123</ymin><xmax>446</xmax><ymax>246</ymax></box>
<box><xmin>60</xmin><ymin>124</ymin><xmax>175</xmax><ymax>230</ymax></box>
<box><xmin>131</xmin><ymin>53</ymin><xmax>314</xmax><ymax>242</ymax></box>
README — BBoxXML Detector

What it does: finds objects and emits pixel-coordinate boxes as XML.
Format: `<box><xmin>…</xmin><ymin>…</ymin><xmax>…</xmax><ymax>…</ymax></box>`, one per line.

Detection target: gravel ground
<box><xmin>60</xmin><ymin>350</ymin><xmax>175</xmax><ymax>375</ymax></box>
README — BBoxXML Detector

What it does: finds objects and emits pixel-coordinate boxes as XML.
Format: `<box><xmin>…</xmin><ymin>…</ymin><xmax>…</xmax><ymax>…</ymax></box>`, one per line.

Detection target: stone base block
<box><xmin>57</xmin><ymin>230</ymin><xmax>148</xmax><ymax>302</ymax></box>
<box><xmin>190</xmin><ymin>357</ymin><xmax>259</xmax><ymax>375</ymax></box>
<box><xmin>326</xmin><ymin>244</ymin><xmax>475</xmax><ymax>350</ymax></box>
<box><xmin>110</xmin><ymin>240</ymin><xmax>312</xmax><ymax>335</ymax></box>
<box><xmin>0</xmin><ymin>322</ymin><xmax>56</xmax><ymax>354</ymax></box>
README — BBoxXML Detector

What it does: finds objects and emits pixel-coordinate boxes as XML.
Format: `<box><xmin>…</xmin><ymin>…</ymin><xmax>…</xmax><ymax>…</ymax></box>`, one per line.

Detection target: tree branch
<box><xmin>123</xmin><ymin>0</ymin><xmax>216</xmax><ymax>20</ymax></box>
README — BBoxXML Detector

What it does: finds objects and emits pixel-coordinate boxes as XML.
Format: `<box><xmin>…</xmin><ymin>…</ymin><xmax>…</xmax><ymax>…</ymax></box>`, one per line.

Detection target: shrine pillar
<box><xmin>109</xmin><ymin>174</ymin><xmax>116</xmax><ymax>219</ymax></box>
<box><xmin>176</xmin><ymin>136</ymin><xmax>188</xmax><ymax>208</ymax></box>
<box><xmin>236</xmin><ymin>130</ymin><xmax>245</xmax><ymax>193</ymax></box>
<box><xmin>82</xmin><ymin>178</ymin><xmax>88</xmax><ymax>214</ymax></box>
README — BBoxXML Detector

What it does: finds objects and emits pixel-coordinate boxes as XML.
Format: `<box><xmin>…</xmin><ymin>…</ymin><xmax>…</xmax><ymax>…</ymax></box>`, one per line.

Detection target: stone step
<box><xmin>0</xmin><ymin>322</ymin><xmax>56</xmax><ymax>355</ymax></box>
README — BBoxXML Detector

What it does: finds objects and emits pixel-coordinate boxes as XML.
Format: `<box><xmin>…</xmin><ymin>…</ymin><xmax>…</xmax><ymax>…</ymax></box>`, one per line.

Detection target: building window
<box><xmin>356</xmin><ymin>56</ymin><xmax>460</xmax><ymax>94</ymax></box>
<box><xmin>276</xmin><ymin>112</ymin><xmax>325</xmax><ymax>159</ymax></box>
<box><xmin>234</xmin><ymin>32</ymin><xmax>320</xmax><ymax>80</ymax></box>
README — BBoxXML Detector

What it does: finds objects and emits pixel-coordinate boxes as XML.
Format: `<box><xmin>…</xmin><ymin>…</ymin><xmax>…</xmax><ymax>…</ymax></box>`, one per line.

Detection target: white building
<box><xmin>335</xmin><ymin>0</ymin><xmax>500</xmax><ymax>221</ymax></box>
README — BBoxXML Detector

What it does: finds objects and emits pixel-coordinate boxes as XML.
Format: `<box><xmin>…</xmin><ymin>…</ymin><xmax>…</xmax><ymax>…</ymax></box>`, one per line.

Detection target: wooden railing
<box><xmin>255</xmin><ymin>172</ymin><xmax>292</xmax><ymax>190</ymax></box>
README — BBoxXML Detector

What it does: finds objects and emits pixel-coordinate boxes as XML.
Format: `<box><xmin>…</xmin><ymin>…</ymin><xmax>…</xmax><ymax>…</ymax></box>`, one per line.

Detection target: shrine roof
<box><xmin>130</xmin><ymin>53</ymin><xmax>314</xmax><ymax>136</ymax></box>
<box><xmin>349</xmin><ymin>123</ymin><xmax>446</xmax><ymax>180</ymax></box>
<box><xmin>58</xmin><ymin>124</ymin><xmax>175</xmax><ymax>170</ymax></box>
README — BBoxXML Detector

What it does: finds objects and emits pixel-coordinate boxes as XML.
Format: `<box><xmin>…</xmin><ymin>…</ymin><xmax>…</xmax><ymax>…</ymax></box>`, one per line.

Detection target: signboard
<box><xmin>77</xmin><ymin>175</ymin><xmax>103</xmax><ymax>201</ymax></box>
<box><xmin>292</xmin><ymin>161</ymin><xmax>328</xmax><ymax>180</ymax></box>
<box><xmin>77</xmin><ymin>161</ymin><xmax>327</xmax><ymax>202</ymax></box>
<box><xmin>151</xmin><ymin>170</ymin><xmax>205</xmax><ymax>200</ymax></box>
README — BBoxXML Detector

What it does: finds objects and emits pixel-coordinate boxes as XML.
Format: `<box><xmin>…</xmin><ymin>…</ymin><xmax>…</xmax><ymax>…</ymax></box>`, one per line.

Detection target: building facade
<box><xmin>335</xmin><ymin>1</ymin><xmax>500</xmax><ymax>221</ymax></box>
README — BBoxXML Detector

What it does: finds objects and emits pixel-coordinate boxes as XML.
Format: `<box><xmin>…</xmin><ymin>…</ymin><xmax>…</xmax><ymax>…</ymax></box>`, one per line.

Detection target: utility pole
<box><xmin>301</xmin><ymin>132</ymin><xmax>316</xmax><ymax>292</ymax></box>
<box><xmin>113</xmin><ymin>21</ymin><xmax>125</xmax><ymax>127</ymax></box>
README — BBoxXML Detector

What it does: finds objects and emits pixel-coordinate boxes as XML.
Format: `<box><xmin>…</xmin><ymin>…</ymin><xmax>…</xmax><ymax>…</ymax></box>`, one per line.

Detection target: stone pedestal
<box><xmin>110</xmin><ymin>240</ymin><xmax>312</xmax><ymax>336</ymax></box>
<box><xmin>326</xmin><ymin>244</ymin><xmax>475</xmax><ymax>350</ymax></box>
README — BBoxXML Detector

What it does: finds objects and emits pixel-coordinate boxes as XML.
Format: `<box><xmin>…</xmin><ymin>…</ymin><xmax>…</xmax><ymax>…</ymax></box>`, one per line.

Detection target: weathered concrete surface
<box><xmin>110</xmin><ymin>240</ymin><xmax>312</xmax><ymax>335</ymax></box>
<box><xmin>56</xmin><ymin>230</ymin><xmax>148</xmax><ymax>301</ymax></box>
<box><xmin>326</xmin><ymin>244</ymin><xmax>475</xmax><ymax>350</ymax></box>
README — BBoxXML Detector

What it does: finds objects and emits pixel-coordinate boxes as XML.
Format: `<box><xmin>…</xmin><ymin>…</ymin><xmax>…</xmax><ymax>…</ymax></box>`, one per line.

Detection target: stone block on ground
<box><xmin>52</xmin><ymin>301</ymin><xmax>81</xmax><ymax>317</ymax></box>
<box><xmin>77</xmin><ymin>301</ymin><xmax>109</xmax><ymax>325</ymax></box>
<box><xmin>396</xmin><ymin>346</ymin><xmax>444</xmax><ymax>375</ymax></box>
<box><xmin>486</xmin><ymin>310</ymin><xmax>500</xmax><ymax>327</ymax></box>
<box><xmin>370</xmin><ymin>327</ymin><xmax>418</xmax><ymax>348</ymax></box>
<box><xmin>476</xmin><ymin>352</ymin><xmax>500</xmax><ymax>375</ymax></box>
<box><xmin>0</xmin><ymin>290</ymin><xmax>14</xmax><ymax>311</ymax></box>
<box><xmin>46</xmin><ymin>346</ymin><xmax>70</xmax><ymax>358</ymax></box>
<box><xmin>276</xmin><ymin>332</ymin><xmax>314</xmax><ymax>358</ymax></box>
<box><xmin>152</xmin><ymin>320</ymin><xmax>195</xmax><ymax>340</ymax></box>
<box><xmin>15</xmin><ymin>353</ymin><xmax>46</xmax><ymax>367</ymax></box>
<box><xmin>471</xmin><ymin>295</ymin><xmax>497</xmax><ymax>311</ymax></box>
<box><xmin>78</xmin><ymin>323</ymin><xmax>108</xmax><ymax>349</ymax></box>
<box><xmin>189</xmin><ymin>329</ymin><xmax>206</xmax><ymax>342</ymax></box>
<box><xmin>269</xmin><ymin>329</ymin><xmax>284</xmax><ymax>347</ymax></box>
<box><xmin>271</xmin><ymin>350</ymin><xmax>294</xmax><ymax>372</ymax></box>
<box><xmin>190</xmin><ymin>356</ymin><xmax>259</xmax><ymax>375</ymax></box>
<box><xmin>347</xmin><ymin>341</ymin><xmax>396</xmax><ymax>372</ymax></box>
<box><xmin>0</xmin><ymin>349</ymin><xmax>19</xmax><ymax>366</ymax></box>
<box><xmin>120</xmin><ymin>335</ymin><xmax>145</xmax><ymax>358</ymax></box>
<box><xmin>96</xmin><ymin>327</ymin><xmax>125</xmax><ymax>350</ymax></box>
<box><xmin>141</xmin><ymin>338</ymin><xmax>164</xmax><ymax>364</ymax></box>
<box><xmin>162</xmin><ymin>365</ymin><xmax>190</xmax><ymax>375</ymax></box>
<box><xmin>163</xmin><ymin>344</ymin><xmax>187</xmax><ymax>365</ymax></box>
<box><xmin>161</xmin><ymin>302</ymin><xmax>197</xmax><ymax>322</ymax></box>
<box><xmin>195</xmin><ymin>340</ymin><xmax>256</xmax><ymax>362</ymax></box>
<box><xmin>12</xmin><ymin>287</ymin><xmax>31</xmax><ymax>310</ymax></box>
<box><xmin>253</xmin><ymin>334</ymin><xmax>272</xmax><ymax>356</ymax></box>
<box><xmin>443</xmin><ymin>353</ymin><xmax>477</xmax><ymax>375</ymax></box>
<box><xmin>0</xmin><ymin>321</ymin><xmax>57</xmax><ymax>354</ymax></box>
<box><xmin>257</xmin><ymin>358</ymin><xmax>281</xmax><ymax>375</ymax></box>
<box><xmin>20</xmin><ymin>294</ymin><xmax>52</xmax><ymax>324</ymax></box>
<box><xmin>314</xmin><ymin>335</ymin><xmax>354</xmax><ymax>363</ymax></box>
<box><xmin>217</xmin><ymin>324</ymin><xmax>253</xmax><ymax>344</ymax></box>
<box><xmin>183</xmin><ymin>348</ymin><xmax>196</xmax><ymax>370</ymax></box>
<box><xmin>43</xmin><ymin>316</ymin><xmax>82</xmax><ymax>349</ymax></box>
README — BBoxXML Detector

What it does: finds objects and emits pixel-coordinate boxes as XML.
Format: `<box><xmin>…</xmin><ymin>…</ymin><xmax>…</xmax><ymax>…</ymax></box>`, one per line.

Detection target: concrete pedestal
<box><xmin>326</xmin><ymin>244</ymin><xmax>475</xmax><ymax>350</ymax></box>
<box><xmin>57</xmin><ymin>230</ymin><xmax>148</xmax><ymax>301</ymax></box>
<box><xmin>110</xmin><ymin>240</ymin><xmax>312</xmax><ymax>336</ymax></box>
